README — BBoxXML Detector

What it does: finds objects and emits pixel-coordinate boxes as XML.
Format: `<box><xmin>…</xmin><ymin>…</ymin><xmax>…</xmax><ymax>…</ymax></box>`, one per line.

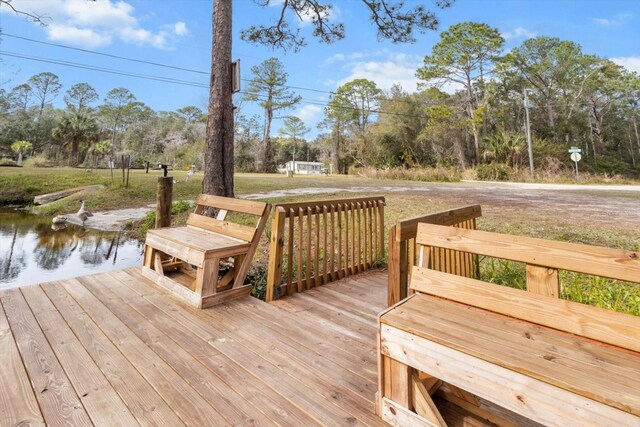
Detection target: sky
<box><xmin>1</xmin><ymin>0</ymin><xmax>639</xmax><ymax>138</ymax></box>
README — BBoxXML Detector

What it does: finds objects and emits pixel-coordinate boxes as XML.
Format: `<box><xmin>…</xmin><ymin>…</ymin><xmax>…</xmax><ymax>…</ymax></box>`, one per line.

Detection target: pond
<box><xmin>0</xmin><ymin>208</ymin><xmax>143</xmax><ymax>290</ymax></box>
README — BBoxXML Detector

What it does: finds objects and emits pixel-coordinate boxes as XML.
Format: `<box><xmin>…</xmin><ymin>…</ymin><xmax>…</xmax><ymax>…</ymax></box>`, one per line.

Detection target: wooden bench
<box><xmin>378</xmin><ymin>223</ymin><xmax>640</xmax><ymax>427</ymax></box>
<box><xmin>142</xmin><ymin>195</ymin><xmax>271</xmax><ymax>308</ymax></box>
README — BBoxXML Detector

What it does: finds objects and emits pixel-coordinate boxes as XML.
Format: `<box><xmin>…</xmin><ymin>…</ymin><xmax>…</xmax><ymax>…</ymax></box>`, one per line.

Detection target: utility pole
<box><xmin>292</xmin><ymin>136</ymin><xmax>296</xmax><ymax>175</ymax></box>
<box><xmin>523</xmin><ymin>89</ymin><xmax>534</xmax><ymax>179</ymax></box>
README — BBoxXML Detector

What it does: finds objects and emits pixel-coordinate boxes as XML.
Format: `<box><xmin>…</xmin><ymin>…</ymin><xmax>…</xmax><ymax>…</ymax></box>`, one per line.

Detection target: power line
<box><xmin>2</xmin><ymin>33</ymin><xmax>337</xmax><ymax>95</ymax></box>
<box><xmin>0</xmin><ymin>51</ymin><xmax>209</xmax><ymax>88</ymax></box>
<box><xmin>2</xmin><ymin>33</ymin><xmax>210</xmax><ymax>75</ymax></box>
<box><xmin>1</xmin><ymin>51</ymin><xmax>424</xmax><ymax>119</ymax></box>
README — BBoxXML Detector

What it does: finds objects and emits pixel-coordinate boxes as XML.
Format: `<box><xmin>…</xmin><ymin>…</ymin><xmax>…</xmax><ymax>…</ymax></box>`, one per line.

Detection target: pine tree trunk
<box><xmin>467</xmin><ymin>104</ymin><xmax>480</xmax><ymax>164</ymax></box>
<box><xmin>331</xmin><ymin>122</ymin><xmax>340</xmax><ymax>174</ymax></box>
<box><xmin>262</xmin><ymin>107</ymin><xmax>274</xmax><ymax>172</ymax></box>
<box><xmin>203</xmin><ymin>0</ymin><xmax>234</xmax><ymax>197</ymax></box>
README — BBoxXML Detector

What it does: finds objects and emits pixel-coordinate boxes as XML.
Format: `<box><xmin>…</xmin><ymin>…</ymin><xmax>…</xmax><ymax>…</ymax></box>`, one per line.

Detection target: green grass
<box><xmin>479</xmin><ymin>258</ymin><xmax>640</xmax><ymax>316</ymax></box>
<box><xmin>2</xmin><ymin>166</ymin><xmax>638</xmax><ymax>314</ymax></box>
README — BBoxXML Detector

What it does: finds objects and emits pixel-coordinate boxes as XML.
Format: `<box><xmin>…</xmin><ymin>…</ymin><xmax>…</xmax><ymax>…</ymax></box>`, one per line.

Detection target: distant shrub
<box><xmin>0</xmin><ymin>159</ymin><xmax>19</xmax><ymax>167</ymax></box>
<box><xmin>475</xmin><ymin>164</ymin><xmax>510</xmax><ymax>181</ymax></box>
<box><xmin>22</xmin><ymin>156</ymin><xmax>57</xmax><ymax>168</ymax></box>
<box><xmin>352</xmin><ymin>166</ymin><xmax>461</xmax><ymax>182</ymax></box>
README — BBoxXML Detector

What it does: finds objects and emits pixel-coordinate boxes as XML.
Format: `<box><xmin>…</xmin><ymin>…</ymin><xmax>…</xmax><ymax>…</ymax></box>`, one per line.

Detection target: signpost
<box><xmin>569</xmin><ymin>147</ymin><xmax>581</xmax><ymax>181</ymax></box>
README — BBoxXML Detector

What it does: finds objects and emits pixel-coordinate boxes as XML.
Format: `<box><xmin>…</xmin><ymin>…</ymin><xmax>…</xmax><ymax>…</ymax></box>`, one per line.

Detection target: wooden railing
<box><xmin>387</xmin><ymin>205</ymin><xmax>482</xmax><ymax>306</ymax></box>
<box><xmin>266</xmin><ymin>196</ymin><xmax>386</xmax><ymax>302</ymax></box>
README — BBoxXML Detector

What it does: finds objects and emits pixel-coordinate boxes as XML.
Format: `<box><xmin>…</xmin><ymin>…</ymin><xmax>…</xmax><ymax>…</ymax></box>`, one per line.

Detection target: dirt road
<box><xmin>84</xmin><ymin>181</ymin><xmax>640</xmax><ymax>233</ymax></box>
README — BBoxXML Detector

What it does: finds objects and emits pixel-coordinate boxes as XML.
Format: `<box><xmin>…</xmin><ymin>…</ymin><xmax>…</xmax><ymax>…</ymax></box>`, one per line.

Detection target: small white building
<box><xmin>282</xmin><ymin>161</ymin><xmax>326</xmax><ymax>175</ymax></box>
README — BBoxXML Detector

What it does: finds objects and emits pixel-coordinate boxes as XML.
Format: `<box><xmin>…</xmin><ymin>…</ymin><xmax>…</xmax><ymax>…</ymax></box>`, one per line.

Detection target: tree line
<box><xmin>2</xmin><ymin>21</ymin><xmax>639</xmax><ymax>179</ymax></box>
<box><xmin>237</xmin><ymin>23</ymin><xmax>640</xmax><ymax>178</ymax></box>
<box><xmin>0</xmin><ymin>72</ymin><xmax>207</xmax><ymax>169</ymax></box>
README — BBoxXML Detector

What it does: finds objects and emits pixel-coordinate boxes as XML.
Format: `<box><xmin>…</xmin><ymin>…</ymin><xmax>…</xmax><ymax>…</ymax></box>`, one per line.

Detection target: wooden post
<box><xmin>121</xmin><ymin>154</ymin><xmax>126</xmax><ymax>185</ymax></box>
<box><xmin>156</xmin><ymin>176</ymin><xmax>173</xmax><ymax>228</ymax></box>
<box><xmin>125</xmin><ymin>155</ymin><xmax>131</xmax><ymax>188</ymax></box>
<box><xmin>388</xmin><ymin>226</ymin><xmax>401</xmax><ymax>307</ymax></box>
<box><xmin>266</xmin><ymin>207</ymin><xmax>285</xmax><ymax>302</ymax></box>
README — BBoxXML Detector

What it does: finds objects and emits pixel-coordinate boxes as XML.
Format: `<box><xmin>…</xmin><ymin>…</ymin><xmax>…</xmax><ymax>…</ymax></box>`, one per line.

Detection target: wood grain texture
<box><xmin>410</xmin><ymin>267</ymin><xmax>640</xmax><ymax>354</ymax></box>
<box><xmin>196</xmin><ymin>194</ymin><xmax>267</xmax><ymax>216</ymax></box>
<box><xmin>0</xmin><ymin>293</ymin><xmax>44</xmax><ymax>427</ymax></box>
<box><xmin>381</xmin><ymin>295</ymin><xmax>640</xmax><ymax>418</ymax></box>
<box><xmin>3</xmin><ymin>267</ymin><xmax>390</xmax><ymax>427</ymax></box>
<box><xmin>187</xmin><ymin>213</ymin><xmax>255</xmax><ymax>241</ymax></box>
<box><xmin>20</xmin><ymin>285</ymin><xmax>140</xmax><ymax>427</ymax></box>
<box><xmin>266</xmin><ymin>197</ymin><xmax>385</xmax><ymax>300</ymax></box>
<box><xmin>381</xmin><ymin>324</ymin><xmax>638</xmax><ymax>426</ymax></box>
<box><xmin>42</xmin><ymin>280</ymin><xmax>185</xmax><ymax>427</ymax></box>
<box><xmin>388</xmin><ymin>205</ymin><xmax>480</xmax><ymax>307</ymax></box>
<box><xmin>381</xmin><ymin>397</ymin><xmax>440</xmax><ymax>427</ymax></box>
<box><xmin>416</xmin><ymin>223</ymin><xmax>640</xmax><ymax>283</ymax></box>
<box><xmin>1</xmin><ymin>288</ymin><xmax>92</xmax><ymax>427</ymax></box>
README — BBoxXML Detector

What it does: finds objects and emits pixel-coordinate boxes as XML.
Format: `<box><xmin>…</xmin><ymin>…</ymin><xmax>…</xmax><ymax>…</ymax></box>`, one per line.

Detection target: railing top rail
<box><xmin>275</xmin><ymin>196</ymin><xmax>386</xmax><ymax>217</ymax></box>
<box><xmin>395</xmin><ymin>204</ymin><xmax>481</xmax><ymax>242</ymax></box>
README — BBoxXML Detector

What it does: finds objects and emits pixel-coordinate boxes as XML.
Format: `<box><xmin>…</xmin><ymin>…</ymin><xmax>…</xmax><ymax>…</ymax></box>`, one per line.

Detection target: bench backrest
<box><xmin>411</xmin><ymin>223</ymin><xmax>640</xmax><ymax>353</ymax></box>
<box><xmin>188</xmin><ymin>194</ymin><xmax>270</xmax><ymax>243</ymax></box>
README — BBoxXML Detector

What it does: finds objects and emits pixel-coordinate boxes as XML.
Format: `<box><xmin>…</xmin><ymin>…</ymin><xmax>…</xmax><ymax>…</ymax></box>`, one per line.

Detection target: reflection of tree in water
<box><xmin>1</xmin><ymin>209</ymin><xmax>139</xmax><ymax>282</ymax></box>
<box><xmin>34</xmin><ymin>223</ymin><xmax>77</xmax><ymax>270</ymax></box>
<box><xmin>0</xmin><ymin>227</ymin><xmax>26</xmax><ymax>281</ymax></box>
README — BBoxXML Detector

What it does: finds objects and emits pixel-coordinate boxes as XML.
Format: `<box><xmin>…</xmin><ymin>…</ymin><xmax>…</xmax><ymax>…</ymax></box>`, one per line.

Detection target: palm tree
<box><xmin>52</xmin><ymin>112</ymin><xmax>99</xmax><ymax>167</ymax></box>
<box><xmin>10</xmin><ymin>140</ymin><xmax>32</xmax><ymax>165</ymax></box>
<box><xmin>482</xmin><ymin>131</ymin><xmax>525</xmax><ymax>167</ymax></box>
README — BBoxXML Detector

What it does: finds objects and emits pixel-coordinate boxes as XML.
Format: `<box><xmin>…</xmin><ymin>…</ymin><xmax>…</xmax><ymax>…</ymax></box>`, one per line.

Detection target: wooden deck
<box><xmin>0</xmin><ymin>267</ymin><xmax>388</xmax><ymax>426</ymax></box>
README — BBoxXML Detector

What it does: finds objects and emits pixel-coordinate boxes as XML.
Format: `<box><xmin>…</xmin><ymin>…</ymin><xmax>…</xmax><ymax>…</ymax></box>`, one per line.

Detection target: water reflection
<box><xmin>0</xmin><ymin>208</ymin><xmax>143</xmax><ymax>289</ymax></box>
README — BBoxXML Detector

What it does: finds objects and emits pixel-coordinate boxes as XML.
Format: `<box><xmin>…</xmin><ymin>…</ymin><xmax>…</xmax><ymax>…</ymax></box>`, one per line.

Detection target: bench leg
<box><xmin>143</xmin><ymin>245</ymin><xmax>155</xmax><ymax>269</ymax></box>
<box><xmin>381</xmin><ymin>356</ymin><xmax>447</xmax><ymax>426</ymax></box>
<box><xmin>195</xmin><ymin>258</ymin><xmax>219</xmax><ymax>297</ymax></box>
<box><xmin>383</xmin><ymin>355</ymin><xmax>413</xmax><ymax>407</ymax></box>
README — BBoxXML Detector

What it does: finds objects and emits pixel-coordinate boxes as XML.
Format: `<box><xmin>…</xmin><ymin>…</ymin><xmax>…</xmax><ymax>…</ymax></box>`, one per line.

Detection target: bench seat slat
<box><xmin>380</xmin><ymin>323</ymin><xmax>638</xmax><ymax>427</ymax></box>
<box><xmin>147</xmin><ymin>227</ymin><xmax>250</xmax><ymax>259</ymax></box>
<box><xmin>380</xmin><ymin>294</ymin><xmax>640</xmax><ymax>417</ymax></box>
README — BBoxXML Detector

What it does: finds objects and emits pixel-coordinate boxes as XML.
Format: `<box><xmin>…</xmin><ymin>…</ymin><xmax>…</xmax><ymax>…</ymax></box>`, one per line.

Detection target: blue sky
<box><xmin>1</xmin><ymin>0</ymin><xmax>639</xmax><ymax>138</ymax></box>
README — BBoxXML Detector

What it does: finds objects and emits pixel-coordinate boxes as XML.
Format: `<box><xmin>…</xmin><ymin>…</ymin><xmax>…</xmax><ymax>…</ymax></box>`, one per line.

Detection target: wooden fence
<box><xmin>387</xmin><ymin>205</ymin><xmax>482</xmax><ymax>306</ymax></box>
<box><xmin>266</xmin><ymin>196</ymin><xmax>386</xmax><ymax>302</ymax></box>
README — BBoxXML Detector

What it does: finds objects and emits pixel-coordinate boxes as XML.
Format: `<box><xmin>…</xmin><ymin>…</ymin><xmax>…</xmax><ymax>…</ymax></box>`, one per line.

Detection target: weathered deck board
<box><xmin>0</xmin><ymin>288</ymin><xmax>92</xmax><ymax>426</ymax></box>
<box><xmin>1</xmin><ymin>267</ymin><xmax>388</xmax><ymax>427</ymax></box>
<box><xmin>0</xmin><ymin>296</ymin><xmax>44</xmax><ymax>427</ymax></box>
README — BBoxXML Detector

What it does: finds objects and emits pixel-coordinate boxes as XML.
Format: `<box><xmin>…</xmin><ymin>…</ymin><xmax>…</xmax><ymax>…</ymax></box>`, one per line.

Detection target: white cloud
<box><xmin>5</xmin><ymin>0</ymin><xmax>188</xmax><ymax>49</ymax></box>
<box><xmin>611</xmin><ymin>56</ymin><xmax>640</xmax><ymax>74</ymax></box>
<box><xmin>337</xmin><ymin>53</ymin><xmax>423</xmax><ymax>92</ymax></box>
<box><xmin>173</xmin><ymin>21</ymin><xmax>188</xmax><ymax>36</ymax></box>
<box><xmin>47</xmin><ymin>23</ymin><xmax>112</xmax><ymax>48</ymax></box>
<box><xmin>294</xmin><ymin>104</ymin><xmax>323</xmax><ymax>124</ymax></box>
<box><xmin>298</xmin><ymin>4</ymin><xmax>339</xmax><ymax>27</ymax></box>
<box><xmin>325</xmin><ymin>51</ymin><xmax>372</xmax><ymax>64</ymax></box>
<box><xmin>63</xmin><ymin>0</ymin><xmax>136</xmax><ymax>27</ymax></box>
<box><xmin>592</xmin><ymin>13</ymin><xmax>632</xmax><ymax>26</ymax></box>
<box><xmin>501</xmin><ymin>27</ymin><xmax>537</xmax><ymax>41</ymax></box>
<box><xmin>119</xmin><ymin>27</ymin><xmax>166</xmax><ymax>48</ymax></box>
<box><xmin>324</xmin><ymin>53</ymin><xmax>346</xmax><ymax>64</ymax></box>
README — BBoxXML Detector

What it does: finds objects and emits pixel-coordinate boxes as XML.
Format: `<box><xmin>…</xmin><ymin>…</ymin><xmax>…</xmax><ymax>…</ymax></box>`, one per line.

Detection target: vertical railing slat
<box><xmin>337</xmin><ymin>203</ymin><xmax>343</xmax><ymax>279</ymax></box>
<box><xmin>267</xmin><ymin>197</ymin><xmax>386</xmax><ymax>301</ymax></box>
<box><xmin>315</xmin><ymin>206</ymin><xmax>321</xmax><ymax>288</ymax></box>
<box><xmin>297</xmin><ymin>208</ymin><xmax>303</xmax><ymax>293</ymax></box>
<box><xmin>306</xmin><ymin>206</ymin><xmax>312</xmax><ymax>290</ymax></box>
<box><xmin>286</xmin><ymin>209</ymin><xmax>294</xmax><ymax>294</ymax></box>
